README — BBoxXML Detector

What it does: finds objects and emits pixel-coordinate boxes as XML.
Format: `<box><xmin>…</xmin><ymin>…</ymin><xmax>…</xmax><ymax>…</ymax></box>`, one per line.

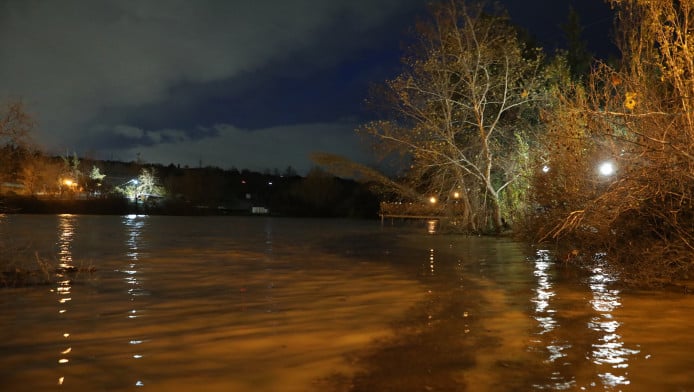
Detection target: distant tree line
<box><xmin>0</xmin><ymin>104</ymin><xmax>378</xmax><ymax>217</ymax></box>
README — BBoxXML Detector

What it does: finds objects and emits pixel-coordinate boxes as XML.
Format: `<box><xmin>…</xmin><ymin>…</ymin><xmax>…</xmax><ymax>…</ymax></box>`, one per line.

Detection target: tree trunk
<box><xmin>491</xmin><ymin>199</ymin><xmax>503</xmax><ymax>233</ymax></box>
<box><xmin>488</xmin><ymin>190</ymin><xmax>503</xmax><ymax>234</ymax></box>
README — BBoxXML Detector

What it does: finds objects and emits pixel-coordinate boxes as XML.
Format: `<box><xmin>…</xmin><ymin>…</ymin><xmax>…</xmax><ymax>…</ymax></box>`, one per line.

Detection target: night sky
<box><xmin>0</xmin><ymin>0</ymin><xmax>614</xmax><ymax>174</ymax></box>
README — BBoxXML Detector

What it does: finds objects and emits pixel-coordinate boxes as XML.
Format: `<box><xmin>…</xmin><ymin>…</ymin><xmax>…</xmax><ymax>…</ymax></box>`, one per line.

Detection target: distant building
<box><xmin>251</xmin><ymin>206</ymin><xmax>269</xmax><ymax>214</ymax></box>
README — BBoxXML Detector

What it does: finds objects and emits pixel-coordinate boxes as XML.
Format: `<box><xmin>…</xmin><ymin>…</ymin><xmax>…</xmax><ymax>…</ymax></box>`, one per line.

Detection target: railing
<box><xmin>379</xmin><ymin>201</ymin><xmax>465</xmax><ymax>219</ymax></box>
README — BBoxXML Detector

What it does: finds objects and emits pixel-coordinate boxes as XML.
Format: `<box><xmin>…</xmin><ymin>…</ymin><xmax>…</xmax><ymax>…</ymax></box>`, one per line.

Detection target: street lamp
<box><xmin>429</xmin><ymin>196</ymin><xmax>437</xmax><ymax>204</ymax></box>
<box><xmin>119</xmin><ymin>178</ymin><xmax>140</xmax><ymax>202</ymax></box>
<box><xmin>598</xmin><ymin>161</ymin><xmax>616</xmax><ymax>177</ymax></box>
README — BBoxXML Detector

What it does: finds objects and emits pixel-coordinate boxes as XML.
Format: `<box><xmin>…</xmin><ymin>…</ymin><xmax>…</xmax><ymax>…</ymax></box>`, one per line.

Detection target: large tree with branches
<box><xmin>359</xmin><ymin>0</ymin><xmax>546</xmax><ymax>232</ymax></box>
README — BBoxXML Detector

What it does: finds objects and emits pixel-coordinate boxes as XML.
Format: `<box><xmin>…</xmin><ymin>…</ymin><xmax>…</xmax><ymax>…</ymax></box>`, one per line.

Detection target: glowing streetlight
<box><xmin>62</xmin><ymin>179</ymin><xmax>77</xmax><ymax>188</ymax></box>
<box><xmin>453</xmin><ymin>191</ymin><xmax>460</xmax><ymax>199</ymax></box>
<box><xmin>598</xmin><ymin>161</ymin><xmax>616</xmax><ymax>176</ymax></box>
<box><xmin>429</xmin><ymin>196</ymin><xmax>437</xmax><ymax>204</ymax></box>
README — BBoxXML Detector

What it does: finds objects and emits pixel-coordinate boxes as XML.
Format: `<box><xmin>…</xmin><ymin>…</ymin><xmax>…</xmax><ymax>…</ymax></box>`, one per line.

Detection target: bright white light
<box><xmin>599</xmin><ymin>162</ymin><xmax>615</xmax><ymax>176</ymax></box>
<box><xmin>542</xmin><ymin>165</ymin><xmax>550</xmax><ymax>173</ymax></box>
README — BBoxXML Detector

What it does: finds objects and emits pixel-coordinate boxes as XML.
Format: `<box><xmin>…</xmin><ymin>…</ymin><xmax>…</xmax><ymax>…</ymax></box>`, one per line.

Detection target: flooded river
<box><xmin>1</xmin><ymin>215</ymin><xmax>692</xmax><ymax>391</ymax></box>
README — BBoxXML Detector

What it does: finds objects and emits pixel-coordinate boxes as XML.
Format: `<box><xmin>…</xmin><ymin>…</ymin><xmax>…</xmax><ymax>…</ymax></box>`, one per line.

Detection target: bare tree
<box><xmin>360</xmin><ymin>1</ymin><xmax>546</xmax><ymax>232</ymax></box>
<box><xmin>0</xmin><ymin>101</ymin><xmax>36</xmax><ymax>184</ymax></box>
<box><xmin>0</xmin><ymin>100</ymin><xmax>33</xmax><ymax>148</ymax></box>
<box><xmin>117</xmin><ymin>168</ymin><xmax>166</xmax><ymax>200</ymax></box>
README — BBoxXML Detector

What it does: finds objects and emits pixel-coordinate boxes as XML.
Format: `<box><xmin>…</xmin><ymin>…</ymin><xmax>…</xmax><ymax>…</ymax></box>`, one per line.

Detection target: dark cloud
<box><xmin>0</xmin><ymin>0</ymin><xmax>613</xmax><ymax>173</ymax></box>
<box><xmin>0</xmin><ymin>0</ymin><xmax>423</xmax><ymax>168</ymax></box>
<box><xmin>104</xmin><ymin>121</ymin><xmax>370</xmax><ymax>174</ymax></box>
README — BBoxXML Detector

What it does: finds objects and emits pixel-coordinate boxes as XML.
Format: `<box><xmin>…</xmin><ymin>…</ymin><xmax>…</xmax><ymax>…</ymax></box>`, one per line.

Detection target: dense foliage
<box><xmin>529</xmin><ymin>0</ymin><xmax>694</xmax><ymax>283</ymax></box>
<box><xmin>352</xmin><ymin>0</ymin><xmax>693</xmax><ymax>284</ymax></box>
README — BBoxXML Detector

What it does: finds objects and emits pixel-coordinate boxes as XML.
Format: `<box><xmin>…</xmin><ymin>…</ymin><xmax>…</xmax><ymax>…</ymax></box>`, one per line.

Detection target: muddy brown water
<box><xmin>1</xmin><ymin>215</ymin><xmax>692</xmax><ymax>391</ymax></box>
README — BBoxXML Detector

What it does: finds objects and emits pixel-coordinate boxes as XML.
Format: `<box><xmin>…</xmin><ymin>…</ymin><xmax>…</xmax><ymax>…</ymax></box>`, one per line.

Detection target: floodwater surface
<box><xmin>1</xmin><ymin>215</ymin><xmax>693</xmax><ymax>391</ymax></box>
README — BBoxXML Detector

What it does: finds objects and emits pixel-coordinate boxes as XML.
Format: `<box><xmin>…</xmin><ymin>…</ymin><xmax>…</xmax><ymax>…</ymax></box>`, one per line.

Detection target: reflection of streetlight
<box><xmin>598</xmin><ymin>161</ymin><xmax>615</xmax><ymax>177</ymax></box>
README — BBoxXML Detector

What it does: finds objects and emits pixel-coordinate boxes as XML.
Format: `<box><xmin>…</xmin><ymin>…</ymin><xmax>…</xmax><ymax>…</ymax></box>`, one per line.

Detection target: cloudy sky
<box><xmin>0</xmin><ymin>0</ymin><xmax>613</xmax><ymax>174</ymax></box>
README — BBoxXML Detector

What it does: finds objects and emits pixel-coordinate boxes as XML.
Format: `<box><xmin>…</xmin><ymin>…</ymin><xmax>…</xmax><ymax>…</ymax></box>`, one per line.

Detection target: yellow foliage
<box><xmin>624</xmin><ymin>92</ymin><xmax>637</xmax><ymax>110</ymax></box>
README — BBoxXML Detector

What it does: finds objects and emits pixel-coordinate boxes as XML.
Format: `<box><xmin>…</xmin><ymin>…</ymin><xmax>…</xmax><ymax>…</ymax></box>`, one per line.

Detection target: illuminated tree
<box><xmin>360</xmin><ymin>1</ymin><xmax>546</xmax><ymax>232</ymax></box>
<box><xmin>19</xmin><ymin>153</ymin><xmax>53</xmax><ymax>195</ymax></box>
<box><xmin>82</xmin><ymin>165</ymin><xmax>106</xmax><ymax>196</ymax></box>
<box><xmin>117</xmin><ymin>168</ymin><xmax>166</xmax><ymax>201</ymax></box>
<box><xmin>59</xmin><ymin>152</ymin><xmax>82</xmax><ymax>195</ymax></box>
<box><xmin>533</xmin><ymin>0</ymin><xmax>694</xmax><ymax>283</ymax></box>
<box><xmin>137</xmin><ymin>168</ymin><xmax>165</xmax><ymax>199</ymax></box>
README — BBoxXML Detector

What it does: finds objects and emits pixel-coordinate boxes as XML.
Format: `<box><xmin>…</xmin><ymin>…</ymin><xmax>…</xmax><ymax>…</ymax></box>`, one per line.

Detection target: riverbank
<box><xmin>0</xmin><ymin>193</ymin><xmax>380</xmax><ymax>217</ymax></box>
<box><xmin>0</xmin><ymin>195</ymin><xmax>260</xmax><ymax>216</ymax></box>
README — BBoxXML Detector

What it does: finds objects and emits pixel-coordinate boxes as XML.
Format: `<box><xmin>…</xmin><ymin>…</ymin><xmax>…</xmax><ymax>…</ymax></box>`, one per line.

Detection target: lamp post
<box><xmin>61</xmin><ymin>178</ymin><xmax>77</xmax><ymax>198</ymax></box>
<box><xmin>120</xmin><ymin>178</ymin><xmax>139</xmax><ymax>199</ymax></box>
<box><xmin>119</xmin><ymin>178</ymin><xmax>140</xmax><ymax>213</ymax></box>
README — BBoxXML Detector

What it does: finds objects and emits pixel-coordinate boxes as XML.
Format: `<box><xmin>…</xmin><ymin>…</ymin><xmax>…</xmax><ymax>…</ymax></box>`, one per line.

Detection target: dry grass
<box><xmin>0</xmin><ymin>243</ymin><xmax>95</xmax><ymax>288</ymax></box>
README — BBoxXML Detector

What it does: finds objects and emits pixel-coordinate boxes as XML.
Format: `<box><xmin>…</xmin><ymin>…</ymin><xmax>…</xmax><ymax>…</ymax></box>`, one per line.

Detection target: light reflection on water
<box><xmin>529</xmin><ymin>250</ymin><xmax>646</xmax><ymax>391</ymax></box>
<box><xmin>1</xmin><ymin>216</ymin><xmax>693</xmax><ymax>391</ymax></box>
<box><xmin>531</xmin><ymin>249</ymin><xmax>572</xmax><ymax>390</ymax></box>
<box><xmin>55</xmin><ymin>214</ymin><xmax>76</xmax><ymax>385</ymax></box>
<box><xmin>122</xmin><ymin>214</ymin><xmax>149</xmax><ymax>388</ymax></box>
<box><xmin>1</xmin><ymin>216</ymin><xmax>430</xmax><ymax>391</ymax></box>
<box><xmin>588</xmin><ymin>263</ymin><xmax>640</xmax><ymax>389</ymax></box>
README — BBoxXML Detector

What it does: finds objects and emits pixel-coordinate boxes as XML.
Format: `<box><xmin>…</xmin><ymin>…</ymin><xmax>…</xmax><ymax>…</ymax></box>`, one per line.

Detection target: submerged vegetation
<box><xmin>0</xmin><ymin>239</ymin><xmax>94</xmax><ymax>288</ymax></box>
